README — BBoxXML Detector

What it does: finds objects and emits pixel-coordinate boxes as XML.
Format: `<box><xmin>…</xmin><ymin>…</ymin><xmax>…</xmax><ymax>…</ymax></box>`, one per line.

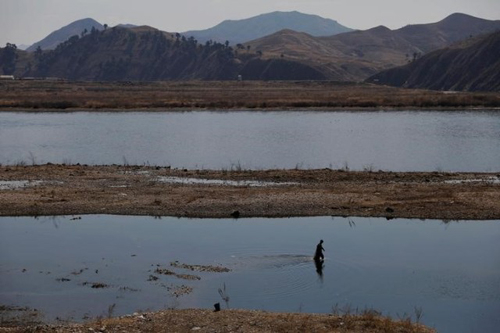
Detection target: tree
<box><xmin>35</xmin><ymin>45</ymin><xmax>43</xmax><ymax>58</ymax></box>
<box><xmin>81</xmin><ymin>28</ymin><xmax>88</xmax><ymax>37</ymax></box>
<box><xmin>247</xmin><ymin>45</ymin><xmax>251</xmax><ymax>52</ymax></box>
<box><xmin>2</xmin><ymin>43</ymin><xmax>18</xmax><ymax>74</ymax></box>
<box><xmin>103</xmin><ymin>24</ymin><xmax>108</xmax><ymax>30</ymax></box>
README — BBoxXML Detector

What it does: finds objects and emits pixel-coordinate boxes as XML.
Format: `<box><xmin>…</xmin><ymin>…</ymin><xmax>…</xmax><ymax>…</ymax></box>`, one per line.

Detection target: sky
<box><xmin>1</xmin><ymin>0</ymin><xmax>499</xmax><ymax>47</ymax></box>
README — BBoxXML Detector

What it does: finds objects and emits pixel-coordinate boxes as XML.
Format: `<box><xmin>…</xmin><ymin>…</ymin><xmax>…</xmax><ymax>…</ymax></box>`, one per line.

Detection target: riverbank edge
<box><xmin>1</xmin><ymin>106</ymin><xmax>500</xmax><ymax>112</ymax></box>
<box><xmin>0</xmin><ymin>308</ymin><xmax>435</xmax><ymax>333</ymax></box>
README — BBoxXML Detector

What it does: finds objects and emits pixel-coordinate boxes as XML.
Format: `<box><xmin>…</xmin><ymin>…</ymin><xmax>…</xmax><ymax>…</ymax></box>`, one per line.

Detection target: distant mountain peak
<box><xmin>27</xmin><ymin>18</ymin><xmax>103</xmax><ymax>52</ymax></box>
<box><xmin>368</xmin><ymin>25</ymin><xmax>392</xmax><ymax>32</ymax></box>
<box><xmin>182</xmin><ymin>11</ymin><xmax>352</xmax><ymax>44</ymax></box>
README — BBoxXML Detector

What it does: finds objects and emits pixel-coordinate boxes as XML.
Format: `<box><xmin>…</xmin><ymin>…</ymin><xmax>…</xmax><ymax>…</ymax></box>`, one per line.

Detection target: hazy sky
<box><xmin>1</xmin><ymin>0</ymin><xmax>499</xmax><ymax>46</ymax></box>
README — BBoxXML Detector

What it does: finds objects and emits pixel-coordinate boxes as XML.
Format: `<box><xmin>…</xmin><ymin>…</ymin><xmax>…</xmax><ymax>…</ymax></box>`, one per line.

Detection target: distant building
<box><xmin>0</xmin><ymin>75</ymin><xmax>15</xmax><ymax>80</ymax></box>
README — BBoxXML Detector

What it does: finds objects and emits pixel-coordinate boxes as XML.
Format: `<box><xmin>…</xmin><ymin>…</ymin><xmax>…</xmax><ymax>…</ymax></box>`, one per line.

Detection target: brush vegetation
<box><xmin>0</xmin><ymin>80</ymin><xmax>499</xmax><ymax>110</ymax></box>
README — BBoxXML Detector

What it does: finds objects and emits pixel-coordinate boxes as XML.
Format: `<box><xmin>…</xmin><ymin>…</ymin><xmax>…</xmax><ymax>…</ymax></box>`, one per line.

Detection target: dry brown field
<box><xmin>0</xmin><ymin>80</ymin><xmax>499</xmax><ymax>110</ymax></box>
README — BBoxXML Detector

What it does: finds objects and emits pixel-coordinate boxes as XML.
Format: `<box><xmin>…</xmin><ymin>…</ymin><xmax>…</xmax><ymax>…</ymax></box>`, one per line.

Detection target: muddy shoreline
<box><xmin>1</xmin><ymin>164</ymin><xmax>499</xmax><ymax>220</ymax></box>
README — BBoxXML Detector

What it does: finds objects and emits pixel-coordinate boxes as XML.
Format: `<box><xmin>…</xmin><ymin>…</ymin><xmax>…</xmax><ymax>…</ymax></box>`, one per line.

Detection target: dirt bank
<box><xmin>1</xmin><ymin>164</ymin><xmax>499</xmax><ymax>220</ymax></box>
<box><xmin>0</xmin><ymin>308</ymin><xmax>434</xmax><ymax>333</ymax></box>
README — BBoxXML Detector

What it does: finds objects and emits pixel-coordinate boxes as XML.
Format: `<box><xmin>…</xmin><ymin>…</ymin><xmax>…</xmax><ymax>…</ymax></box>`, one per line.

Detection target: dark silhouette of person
<box><xmin>314</xmin><ymin>239</ymin><xmax>325</xmax><ymax>261</ymax></box>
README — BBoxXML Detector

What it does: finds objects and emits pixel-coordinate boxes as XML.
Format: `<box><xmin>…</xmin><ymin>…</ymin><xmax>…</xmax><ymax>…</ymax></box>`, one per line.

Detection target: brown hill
<box><xmin>366</xmin><ymin>31</ymin><xmax>500</xmax><ymax>91</ymax></box>
<box><xmin>247</xmin><ymin>13</ymin><xmax>500</xmax><ymax>81</ymax></box>
<box><xmin>1</xmin><ymin>26</ymin><xmax>324</xmax><ymax>81</ymax></box>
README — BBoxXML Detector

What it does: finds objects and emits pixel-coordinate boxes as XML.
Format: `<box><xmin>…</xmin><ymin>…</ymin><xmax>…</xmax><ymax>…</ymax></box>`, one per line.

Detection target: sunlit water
<box><xmin>0</xmin><ymin>111</ymin><xmax>499</xmax><ymax>171</ymax></box>
<box><xmin>1</xmin><ymin>216</ymin><xmax>499</xmax><ymax>333</ymax></box>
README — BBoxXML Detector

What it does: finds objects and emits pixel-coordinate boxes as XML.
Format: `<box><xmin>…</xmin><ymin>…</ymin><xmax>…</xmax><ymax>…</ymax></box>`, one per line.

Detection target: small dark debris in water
<box><xmin>70</xmin><ymin>216</ymin><xmax>81</xmax><ymax>220</ymax></box>
<box><xmin>82</xmin><ymin>282</ymin><xmax>109</xmax><ymax>289</ymax></box>
<box><xmin>95</xmin><ymin>269</ymin><xmax>98</xmax><ymax>274</ymax></box>
<box><xmin>155</xmin><ymin>267</ymin><xmax>201</xmax><ymax>280</ymax></box>
<box><xmin>171</xmin><ymin>261</ymin><xmax>231</xmax><ymax>273</ymax></box>
<box><xmin>56</xmin><ymin>278</ymin><xmax>71</xmax><ymax>282</ymax></box>
<box><xmin>71</xmin><ymin>268</ymin><xmax>88</xmax><ymax>275</ymax></box>
<box><xmin>131</xmin><ymin>254</ymin><xmax>137</xmax><ymax>257</ymax></box>
<box><xmin>230</xmin><ymin>210</ymin><xmax>240</xmax><ymax>218</ymax></box>
<box><xmin>167</xmin><ymin>284</ymin><xmax>194</xmax><ymax>297</ymax></box>
<box><xmin>154</xmin><ymin>268</ymin><xmax>176</xmax><ymax>276</ymax></box>
<box><xmin>386</xmin><ymin>216</ymin><xmax>394</xmax><ymax>221</ymax></box>
<box><xmin>385</xmin><ymin>207</ymin><xmax>394</xmax><ymax>213</ymax></box>
<box><xmin>119</xmin><ymin>286</ymin><xmax>139</xmax><ymax>292</ymax></box>
<box><xmin>148</xmin><ymin>275</ymin><xmax>159</xmax><ymax>281</ymax></box>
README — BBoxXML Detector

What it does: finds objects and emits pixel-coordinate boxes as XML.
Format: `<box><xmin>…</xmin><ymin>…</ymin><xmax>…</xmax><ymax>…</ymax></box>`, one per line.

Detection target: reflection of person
<box><xmin>314</xmin><ymin>240</ymin><xmax>325</xmax><ymax>261</ymax></box>
<box><xmin>314</xmin><ymin>257</ymin><xmax>324</xmax><ymax>279</ymax></box>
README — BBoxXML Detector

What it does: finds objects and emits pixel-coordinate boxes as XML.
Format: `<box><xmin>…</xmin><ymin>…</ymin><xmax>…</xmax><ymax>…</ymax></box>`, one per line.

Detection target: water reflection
<box><xmin>314</xmin><ymin>258</ymin><xmax>324</xmax><ymax>282</ymax></box>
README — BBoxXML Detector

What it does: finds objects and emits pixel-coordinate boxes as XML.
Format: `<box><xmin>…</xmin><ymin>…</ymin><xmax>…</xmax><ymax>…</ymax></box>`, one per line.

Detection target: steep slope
<box><xmin>366</xmin><ymin>31</ymin><xmax>500</xmax><ymax>91</ymax></box>
<box><xmin>27</xmin><ymin>18</ymin><xmax>104</xmax><ymax>52</ymax></box>
<box><xmin>398</xmin><ymin>13</ymin><xmax>500</xmax><ymax>53</ymax></box>
<box><xmin>182</xmin><ymin>11</ymin><xmax>352</xmax><ymax>44</ymax></box>
<box><xmin>248</xmin><ymin>13</ymin><xmax>500</xmax><ymax>81</ymax></box>
<box><xmin>2</xmin><ymin>26</ymin><xmax>324</xmax><ymax>81</ymax></box>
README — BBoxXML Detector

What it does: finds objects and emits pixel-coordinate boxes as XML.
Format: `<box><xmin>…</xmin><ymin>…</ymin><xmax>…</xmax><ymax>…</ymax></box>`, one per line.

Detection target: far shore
<box><xmin>1</xmin><ymin>80</ymin><xmax>499</xmax><ymax>111</ymax></box>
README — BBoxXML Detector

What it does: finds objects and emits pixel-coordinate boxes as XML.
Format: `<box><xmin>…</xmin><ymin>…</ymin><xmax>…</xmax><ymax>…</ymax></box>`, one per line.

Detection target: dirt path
<box><xmin>1</xmin><ymin>165</ymin><xmax>499</xmax><ymax>220</ymax></box>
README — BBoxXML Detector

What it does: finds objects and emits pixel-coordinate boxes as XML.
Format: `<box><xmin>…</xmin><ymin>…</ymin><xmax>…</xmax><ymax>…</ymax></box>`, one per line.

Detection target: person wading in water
<box><xmin>314</xmin><ymin>239</ymin><xmax>325</xmax><ymax>261</ymax></box>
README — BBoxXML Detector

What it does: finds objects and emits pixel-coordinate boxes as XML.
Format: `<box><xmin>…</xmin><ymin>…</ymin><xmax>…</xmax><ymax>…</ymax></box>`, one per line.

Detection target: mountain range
<box><xmin>2</xmin><ymin>12</ymin><xmax>500</xmax><ymax>90</ymax></box>
<box><xmin>246</xmin><ymin>13</ymin><xmax>500</xmax><ymax>81</ymax></box>
<box><xmin>181</xmin><ymin>11</ymin><xmax>352</xmax><ymax>44</ymax></box>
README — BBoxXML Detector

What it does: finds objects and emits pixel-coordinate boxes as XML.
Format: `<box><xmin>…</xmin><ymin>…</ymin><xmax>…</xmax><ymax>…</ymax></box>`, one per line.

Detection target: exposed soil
<box><xmin>0</xmin><ymin>309</ymin><xmax>434</xmax><ymax>333</ymax></box>
<box><xmin>0</xmin><ymin>164</ymin><xmax>499</xmax><ymax>220</ymax></box>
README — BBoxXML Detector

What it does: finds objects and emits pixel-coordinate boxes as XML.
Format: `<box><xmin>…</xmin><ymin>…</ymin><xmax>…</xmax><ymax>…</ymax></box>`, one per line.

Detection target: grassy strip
<box><xmin>1</xmin><ymin>80</ymin><xmax>499</xmax><ymax>110</ymax></box>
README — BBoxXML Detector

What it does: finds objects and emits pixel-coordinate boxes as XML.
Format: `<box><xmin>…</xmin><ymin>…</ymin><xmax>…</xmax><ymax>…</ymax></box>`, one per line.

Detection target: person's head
<box><xmin>320</xmin><ymin>239</ymin><xmax>323</xmax><ymax>243</ymax></box>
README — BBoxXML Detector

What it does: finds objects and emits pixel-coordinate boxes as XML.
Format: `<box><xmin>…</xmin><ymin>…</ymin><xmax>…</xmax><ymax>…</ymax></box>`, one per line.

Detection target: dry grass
<box><xmin>0</xmin><ymin>80</ymin><xmax>498</xmax><ymax>110</ymax></box>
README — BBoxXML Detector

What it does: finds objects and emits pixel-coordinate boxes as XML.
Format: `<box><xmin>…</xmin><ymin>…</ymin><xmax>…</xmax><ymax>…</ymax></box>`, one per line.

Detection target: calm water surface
<box><xmin>1</xmin><ymin>216</ymin><xmax>499</xmax><ymax>333</ymax></box>
<box><xmin>0</xmin><ymin>111</ymin><xmax>499</xmax><ymax>171</ymax></box>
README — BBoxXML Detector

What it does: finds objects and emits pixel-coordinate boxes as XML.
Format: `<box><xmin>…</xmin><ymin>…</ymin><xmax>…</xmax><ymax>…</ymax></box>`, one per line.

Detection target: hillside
<box><xmin>182</xmin><ymin>11</ymin><xmax>352</xmax><ymax>44</ymax></box>
<box><xmin>26</xmin><ymin>18</ymin><xmax>104</xmax><ymax>52</ymax></box>
<box><xmin>366</xmin><ymin>31</ymin><xmax>500</xmax><ymax>91</ymax></box>
<box><xmin>247</xmin><ymin>13</ymin><xmax>500</xmax><ymax>81</ymax></box>
<box><xmin>1</xmin><ymin>26</ymin><xmax>324</xmax><ymax>81</ymax></box>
